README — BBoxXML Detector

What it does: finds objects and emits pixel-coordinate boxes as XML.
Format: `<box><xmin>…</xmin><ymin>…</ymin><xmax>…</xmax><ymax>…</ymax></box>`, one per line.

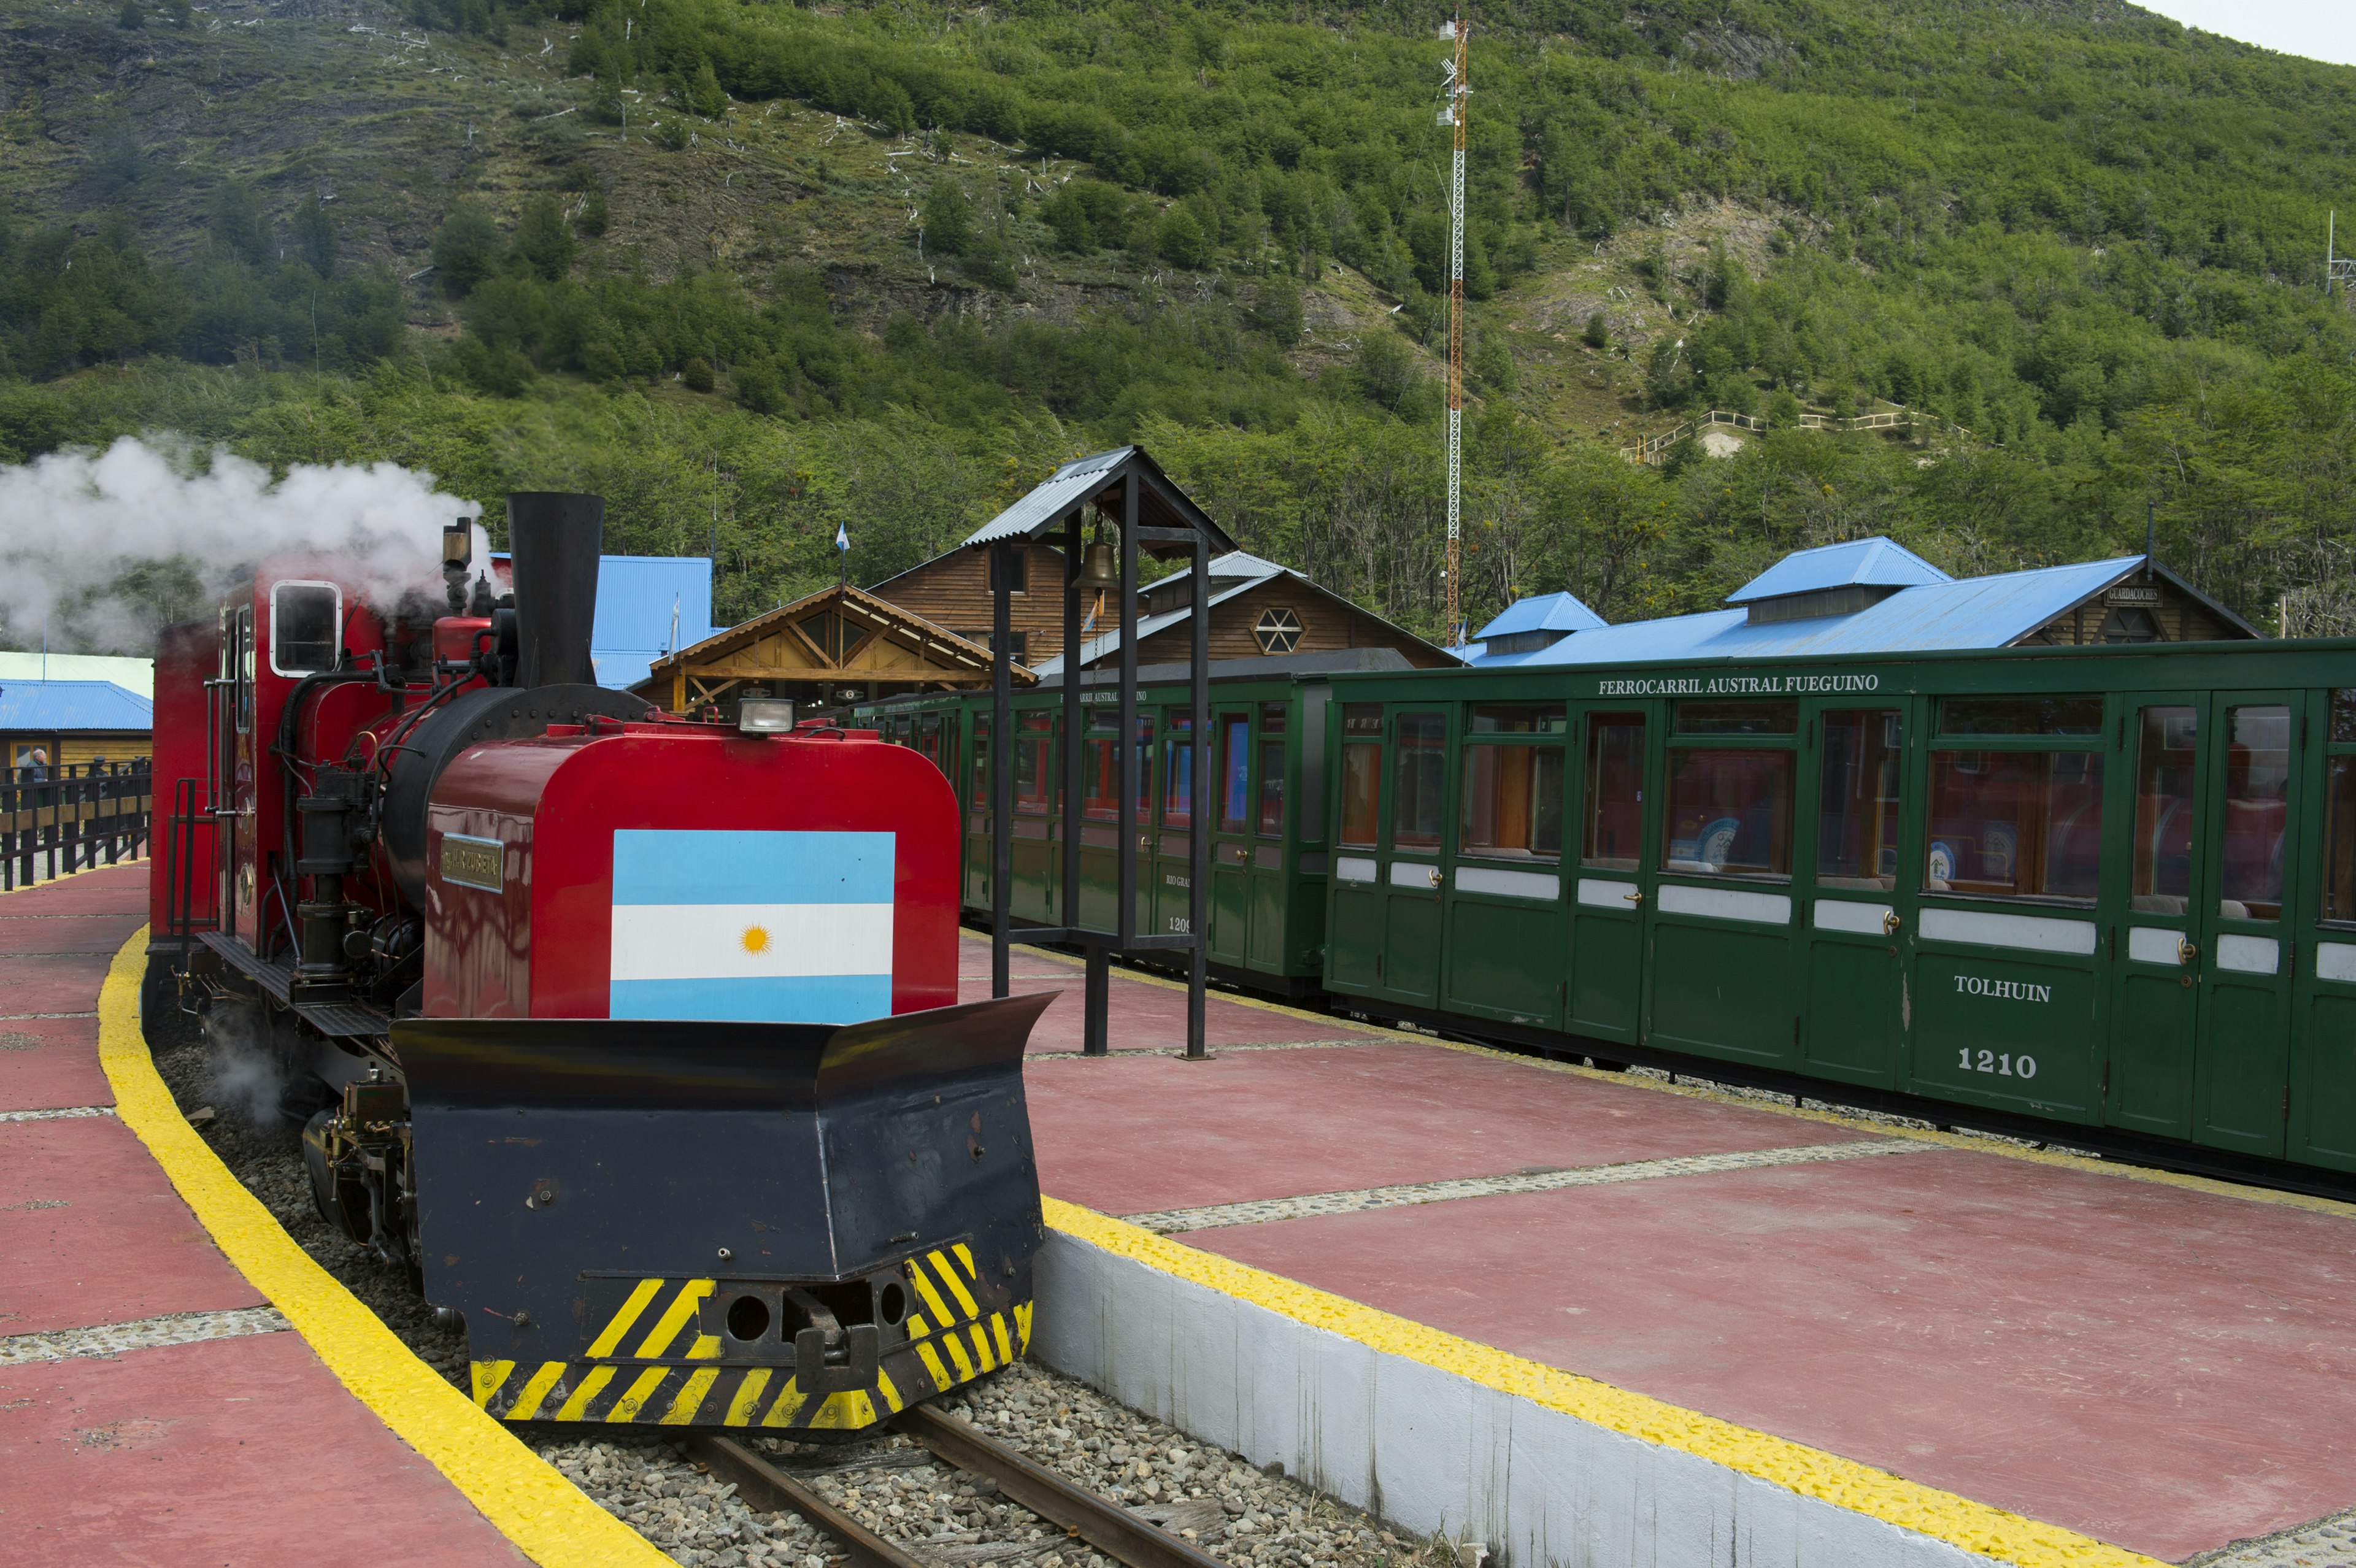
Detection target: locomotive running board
<box><xmin>393</xmin><ymin>991</ymin><xmax>1054</xmax><ymax>1431</ymax></box>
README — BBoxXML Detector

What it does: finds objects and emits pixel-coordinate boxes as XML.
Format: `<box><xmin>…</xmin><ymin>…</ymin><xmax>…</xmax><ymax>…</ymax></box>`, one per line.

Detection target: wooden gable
<box><xmin>863</xmin><ymin>544</ymin><xmax>1072</xmax><ymax>669</ymax></box>
<box><xmin>642</xmin><ymin>583</ymin><xmax>1034</xmax><ymax>713</ymax></box>
<box><xmin>2014</xmin><ymin>567</ymin><xmax>2260</xmax><ymax>647</ymax></box>
<box><xmin>1124</xmin><ymin>576</ymin><xmax>1458</xmax><ymax>670</ymax></box>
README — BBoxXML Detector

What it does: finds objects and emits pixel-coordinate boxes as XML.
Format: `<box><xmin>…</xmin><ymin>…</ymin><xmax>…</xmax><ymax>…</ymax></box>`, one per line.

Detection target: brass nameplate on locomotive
<box><xmin>439</xmin><ymin>833</ymin><xmax>506</xmax><ymax>893</ymax></box>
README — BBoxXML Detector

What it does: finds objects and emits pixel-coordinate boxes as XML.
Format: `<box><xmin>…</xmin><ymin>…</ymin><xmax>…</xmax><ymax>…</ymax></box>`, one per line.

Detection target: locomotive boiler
<box><xmin>147</xmin><ymin>493</ymin><xmax>1051</xmax><ymax>1432</ymax></box>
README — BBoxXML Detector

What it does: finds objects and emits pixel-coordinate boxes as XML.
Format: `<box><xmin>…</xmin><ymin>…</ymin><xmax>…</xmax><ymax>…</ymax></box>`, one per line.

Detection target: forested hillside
<box><xmin>2</xmin><ymin>0</ymin><xmax>2353</xmax><ymax>650</ymax></box>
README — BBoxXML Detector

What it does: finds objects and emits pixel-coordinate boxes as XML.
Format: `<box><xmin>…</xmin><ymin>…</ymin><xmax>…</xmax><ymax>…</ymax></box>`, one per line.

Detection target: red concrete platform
<box><xmin>1013</xmin><ymin>937</ymin><xmax>2356</xmax><ymax>1564</ymax></box>
<box><xmin>0</xmin><ymin>865</ymin><xmax>524</xmax><ymax>1566</ymax></box>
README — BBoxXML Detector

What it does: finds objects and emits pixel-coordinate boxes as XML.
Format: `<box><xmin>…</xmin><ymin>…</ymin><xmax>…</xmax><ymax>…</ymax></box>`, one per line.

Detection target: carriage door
<box><xmin>1566</xmin><ymin>704</ymin><xmax>1658</xmax><ymax>1051</ymax></box>
<box><xmin>2108</xmin><ymin>691</ymin><xmax>2301</xmax><ymax>1154</ymax></box>
<box><xmin>2296</xmin><ymin>690</ymin><xmax>2356</xmax><ymax>1170</ymax></box>
<box><xmin>1801</xmin><ymin>701</ymin><xmax>1919</xmax><ymax>1090</ymax></box>
<box><xmin>1374</xmin><ymin>710</ymin><xmax>1451</xmax><ymax>1005</ymax></box>
<box><xmin>1208</xmin><ymin>705</ymin><xmax>1255</xmax><ymax>966</ymax></box>
<box><xmin>2190</xmin><ymin>693</ymin><xmax>2301</xmax><ymax>1156</ymax></box>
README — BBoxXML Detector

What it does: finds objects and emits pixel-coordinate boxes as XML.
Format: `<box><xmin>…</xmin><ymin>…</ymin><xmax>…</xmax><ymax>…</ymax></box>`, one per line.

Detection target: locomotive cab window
<box><xmin>1925</xmin><ymin>695</ymin><xmax>2104</xmax><ymax>904</ymax></box>
<box><xmin>1460</xmin><ymin>705</ymin><xmax>1566</xmax><ymax>863</ymax></box>
<box><xmin>1662</xmin><ymin>701</ymin><xmax>1795</xmax><ymax>880</ymax></box>
<box><xmin>269</xmin><ymin>581</ymin><xmax>342</xmax><ymax>677</ymax></box>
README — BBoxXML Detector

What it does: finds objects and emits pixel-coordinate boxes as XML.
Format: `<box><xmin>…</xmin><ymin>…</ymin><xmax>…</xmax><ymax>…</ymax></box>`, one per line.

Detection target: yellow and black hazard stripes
<box><xmin>470</xmin><ymin>1263</ymin><xmax>1031</xmax><ymax>1431</ymax></box>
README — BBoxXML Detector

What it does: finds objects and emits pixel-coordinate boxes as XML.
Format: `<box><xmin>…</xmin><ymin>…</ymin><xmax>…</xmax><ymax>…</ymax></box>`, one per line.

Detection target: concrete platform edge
<box><xmin>95</xmin><ymin>928</ymin><xmax>669</xmax><ymax>1568</ymax></box>
<box><xmin>1031</xmin><ymin>1197</ymin><xmax>2162</xmax><ymax>1568</ymax></box>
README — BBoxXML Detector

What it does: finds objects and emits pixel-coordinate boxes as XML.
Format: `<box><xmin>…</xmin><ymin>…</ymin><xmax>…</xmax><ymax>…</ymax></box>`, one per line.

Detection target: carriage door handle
<box><xmin>1623</xmin><ymin>890</ymin><xmax>1645</xmax><ymax>905</ymax></box>
<box><xmin>1427</xmin><ymin>867</ymin><xmax>1444</xmax><ymax>890</ymax></box>
<box><xmin>2177</xmin><ymin>937</ymin><xmax>2199</xmax><ymax>966</ymax></box>
<box><xmin>1882</xmin><ymin>910</ymin><xmax>1903</xmax><ymax>936</ymax></box>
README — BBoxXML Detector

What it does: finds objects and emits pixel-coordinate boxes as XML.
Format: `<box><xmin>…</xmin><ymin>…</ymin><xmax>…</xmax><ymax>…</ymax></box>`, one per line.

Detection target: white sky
<box><xmin>2132</xmin><ymin>1</ymin><xmax>2356</xmax><ymax>68</ymax></box>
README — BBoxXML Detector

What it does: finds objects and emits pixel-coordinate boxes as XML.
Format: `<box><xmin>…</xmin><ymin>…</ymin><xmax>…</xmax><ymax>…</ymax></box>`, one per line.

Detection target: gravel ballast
<box><xmin>152</xmin><ymin>1028</ymin><xmax>1457</xmax><ymax>1568</ymax></box>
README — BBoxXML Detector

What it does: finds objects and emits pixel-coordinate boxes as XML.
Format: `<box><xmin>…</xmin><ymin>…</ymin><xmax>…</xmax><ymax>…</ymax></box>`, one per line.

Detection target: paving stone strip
<box><xmin>1122</xmin><ymin>1138</ymin><xmax>1936</xmax><ymax>1234</ymax></box>
<box><xmin>0</xmin><ymin>1011</ymin><xmax>99</xmax><ymax>1021</ymax></box>
<box><xmin>0</xmin><ymin>1305</ymin><xmax>291</xmax><ymax>1364</ymax></box>
<box><xmin>2187</xmin><ymin>1506</ymin><xmax>2356</xmax><ymax>1567</ymax></box>
<box><xmin>1030</xmin><ymin>1040</ymin><xmax>1376</xmax><ymax>1059</ymax></box>
<box><xmin>0</xmin><ymin>1104</ymin><xmax>115</xmax><ymax>1123</ymax></box>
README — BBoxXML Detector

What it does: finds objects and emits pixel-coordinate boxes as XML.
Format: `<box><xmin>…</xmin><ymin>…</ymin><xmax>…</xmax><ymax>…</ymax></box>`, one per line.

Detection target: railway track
<box><xmin>692</xmin><ymin>1405</ymin><xmax>1230</xmax><ymax>1568</ymax></box>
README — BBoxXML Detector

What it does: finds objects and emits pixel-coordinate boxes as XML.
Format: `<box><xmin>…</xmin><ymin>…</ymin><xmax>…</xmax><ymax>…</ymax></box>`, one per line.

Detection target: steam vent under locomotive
<box><xmin>145</xmin><ymin>492</ymin><xmax>1052</xmax><ymax>1433</ymax></box>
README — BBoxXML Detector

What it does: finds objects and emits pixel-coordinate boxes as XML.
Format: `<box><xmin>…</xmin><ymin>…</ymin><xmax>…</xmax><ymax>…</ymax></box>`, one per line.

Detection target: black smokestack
<box><xmin>506</xmin><ymin>492</ymin><xmax>603</xmax><ymax>689</ymax></box>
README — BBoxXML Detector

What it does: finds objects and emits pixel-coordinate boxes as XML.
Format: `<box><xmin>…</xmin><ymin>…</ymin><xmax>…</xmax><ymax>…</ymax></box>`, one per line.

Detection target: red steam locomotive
<box><xmin>146</xmin><ymin>493</ymin><xmax>1050</xmax><ymax>1433</ymax></box>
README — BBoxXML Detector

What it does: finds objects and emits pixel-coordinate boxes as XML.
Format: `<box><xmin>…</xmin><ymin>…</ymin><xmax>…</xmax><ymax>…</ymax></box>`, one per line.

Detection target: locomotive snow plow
<box><xmin>399</xmin><ymin>993</ymin><xmax>1053</xmax><ymax>1432</ymax></box>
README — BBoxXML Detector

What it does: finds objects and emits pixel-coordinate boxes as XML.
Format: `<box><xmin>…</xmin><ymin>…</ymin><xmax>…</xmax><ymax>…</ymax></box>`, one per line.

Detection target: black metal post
<box><xmin>990</xmin><ymin>543</ymin><xmax>1013</xmax><ymax>1001</ymax></box>
<box><xmin>1063</xmin><ymin>507</ymin><xmax>1107</xmax><ymax>1057</ymax></box>
<box><xmin>1185</xmin><ymin>534</ymin><xmax>1209</xmax><ymax>1059</ymax></box>
<box><xmin>1115</xmin><ymin>475</ymin><xmax>1139</xmax><ymax>949</ymax></box>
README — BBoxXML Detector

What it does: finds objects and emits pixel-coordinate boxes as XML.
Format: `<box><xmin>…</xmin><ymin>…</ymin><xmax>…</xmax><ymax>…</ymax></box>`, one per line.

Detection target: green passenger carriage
<box><xmin>1320</xmin><ymin>639</ymin><xmax>2356</xmax><ymax>1183</ymax></box>
<box><xmin>854</xmin><ymin>666</ymin><xmax>1339</xmax><ymax>993</ymax></box>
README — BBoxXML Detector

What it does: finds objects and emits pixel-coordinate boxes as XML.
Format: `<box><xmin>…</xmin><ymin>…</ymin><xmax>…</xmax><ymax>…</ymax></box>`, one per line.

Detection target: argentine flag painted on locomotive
<box><xmin>608</xmin><ymin>829</ymin><xmax>895</xmax><ymax>1023</ymax></box>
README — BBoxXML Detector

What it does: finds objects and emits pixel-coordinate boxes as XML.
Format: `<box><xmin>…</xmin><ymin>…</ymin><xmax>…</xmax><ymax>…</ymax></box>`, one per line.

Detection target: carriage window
<box><xmin>1161</xmin><ymin>714</ymin><xmax>1193</xmax><ymax>829</ymax></box>
<box><xmin>269</xmin><ymin>582</ymin><xmax>342</xmax><ymax>676</ymax></box>
<box><xmin>1580</xmin><ymin>713</ymin><xmax>1645</xmax><ymax>869</ymax></box>
<box><xmin>1676</xmin><ymin>701</ymin><xmax>1796</xmax><ymax>736</ymax></box>
<box><xmin>1664</xmin><ymin>750</ymin><xmax>1794</xmax><ymax>878</ymax></box>
<box><xmin>1926</xmin><ymin>751</ymin><xmax>2103</xmax><ymax>902</ymax></box>
<box><xmin>1817</xmin><ymin>709</ymin><xmax>1903</xmax><ymax>889</ymax></box>
<box><xmin>2219</xmin><ymin>705</ymin><xmax>2289</xmax><ymax>921</ymax></box>
<box><xmin>1339</xmin><ymin>705</ymin><xmax>1382</xmax><ymax>848</ymax></box>
<box><xmin>1469</xmin><ymin>703</ymin><xmax>1566</xmax><ymax>734</ymax></box>
<box><xmin>2131</xmin><ymin>707</ymin><xmax>2198</xmax><ymax>915</ymax></box>
<box><xmin>970</xmin><ymin>716</ymin><xmax>990</xmax><ymax>802</ymax></box>
<box><xmin>1460</xmin><ymin>742</ymin><xmax>1564</xmax><ymax>862</ymax></box>
<box><xmin>2333</xmin><ymin>691</ymin><xmax>2356</xmax><ymax>745</ymax></box>
<box><xmin>1392</xmin><ymin>713</ymin><xmax>1447</xmax><ymax>850</ymax></box>
<box><xmin>1257</xmin><ymin>704</ymin><xmax>1287</xmax><ymax>837</ymax></box>
<box><xmin>1014</xmin><ymin>712</ymin><xmax>1053</xmax><ymax>815</ymax></box>
<box><xmin>2325</xmin><ymin>761</ymin><xmax>2356</xmax><ymax>924</ymax></box>
<box><xmin>1082</xmin><ymin>716</ymin><xmax>1119</xmax><ymax>823</ymax></box>
<box><xmin>1217</xmin><ymin>715</ymin><xmax>1251</xmax><ymax>834</ymax></box>
<box><xmin>1938</xmin><ymin>696</ymin><xmax>2104</xmax><ymax>736</ymax></box>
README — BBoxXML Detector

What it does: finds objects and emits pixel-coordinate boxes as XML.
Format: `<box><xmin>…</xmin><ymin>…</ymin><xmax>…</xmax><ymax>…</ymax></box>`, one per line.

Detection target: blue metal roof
<box><xmin>1519</xmin><ymin>556</ymin><xmax>2149</xmax><ymax>667</ymax></box>
<box><xmin>0</xmin><ymin>679</ymin><xmax>154</xmax><ymax>731</ymax></box>
<box><xmin>592</xmin><ymin>555</ymin><xmax>717</xmax><ymax>690</ymax></box>
<box><xmin>1725</xmin><ymin>536</ymin><xmax>1952</xmax><ymax>604</ymax></box>
<box><xmin>1474</xmin><ymin>591</ymin><xmax>1607</xmax><ymax>641</ymax></box>
<box><xmin>963</xmin><ymin>448</ymin><xmax>1136</xmax><ymax>549</ymax></box>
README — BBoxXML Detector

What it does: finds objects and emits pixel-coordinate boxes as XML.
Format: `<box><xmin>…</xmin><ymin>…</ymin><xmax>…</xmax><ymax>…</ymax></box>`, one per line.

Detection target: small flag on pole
<box><xmin>835</xmin><ymin>522</ymin><xmax>850</xmax><ymax>553</ymax></box>
<box><xmin>835</xmin><ymin>521</ymin><xmax>850</xmax><ymax>586</ymax></box>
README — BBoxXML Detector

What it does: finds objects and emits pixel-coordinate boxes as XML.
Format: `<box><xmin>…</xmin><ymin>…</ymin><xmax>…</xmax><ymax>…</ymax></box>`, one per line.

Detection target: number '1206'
<box><xmin>1959</xmin><ymin>1048</ymin><xmax>2037</xmax><ymax>1079</ymax></box>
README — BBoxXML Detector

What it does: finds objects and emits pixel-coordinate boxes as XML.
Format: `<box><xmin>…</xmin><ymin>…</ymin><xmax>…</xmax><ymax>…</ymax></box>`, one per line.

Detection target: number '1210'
<box><xmin>1959</xmin><ymin>1048</ymin><xmax>2037</xmax><ymax>1080</ymax></box>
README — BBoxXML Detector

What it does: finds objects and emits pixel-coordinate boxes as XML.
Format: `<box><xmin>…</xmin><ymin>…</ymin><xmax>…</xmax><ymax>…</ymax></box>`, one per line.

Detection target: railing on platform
<box><xmin>2</xmin><ymin>761</ymin><xmax>153</xmax><ymax>891</ymax></box>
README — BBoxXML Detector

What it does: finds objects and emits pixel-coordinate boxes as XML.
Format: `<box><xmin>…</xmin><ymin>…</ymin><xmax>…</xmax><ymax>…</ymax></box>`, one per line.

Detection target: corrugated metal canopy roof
<box><xmin>1520</xmin><ymin>556</ymin><xmax>2154</xmax><ymax>666</ymax></box>
<box><xmin>1725</xmin><ymin>536</ymin><xmax>1952</xmax><ymax>604</ymax></box>
<box><xmin>0</xmin><ymin>679</ymin><xmax>154</xmax><ymax>731</ymax></box>
<box><xmin>1474</xmin><ymin>591</ymin><xmax>1607</xmax><ymax>640</ymax></box>
<box><xmin>961</xmin><ymin>447</ymin><xmax>1239</xmax><ymax>556</ymax></box>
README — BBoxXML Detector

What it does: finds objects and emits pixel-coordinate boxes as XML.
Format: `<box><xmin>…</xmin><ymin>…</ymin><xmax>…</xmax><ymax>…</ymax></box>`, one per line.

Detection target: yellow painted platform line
<box><xmin>983</xmin><ymin>932</ymin><xmax>2356</xmax><ymax>1221</ymax></box>
<box><xmin>96</xmin><ymin>930</ymin><xmax>668</xmax><ymax>1568</ymax></box>
<box><xmin>1041</xmin><ymin>1194</ymin><xmax>2164</xmax><ymax>1568</ymax></box>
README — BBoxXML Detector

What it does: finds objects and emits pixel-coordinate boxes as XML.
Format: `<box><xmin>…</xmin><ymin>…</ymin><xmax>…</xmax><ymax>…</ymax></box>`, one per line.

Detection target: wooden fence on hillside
<box><xmin>1620</xmin><ymin>404</ymin><xmax>1974</xmax><ymax>465</ymax></box>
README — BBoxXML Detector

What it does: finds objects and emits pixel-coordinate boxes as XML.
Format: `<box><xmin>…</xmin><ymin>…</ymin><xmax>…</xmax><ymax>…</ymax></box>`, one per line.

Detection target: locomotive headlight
<box><xmin>738</xmin><ymin>698</ymin><xmax>796</xmax><ymax>734</ymax></box>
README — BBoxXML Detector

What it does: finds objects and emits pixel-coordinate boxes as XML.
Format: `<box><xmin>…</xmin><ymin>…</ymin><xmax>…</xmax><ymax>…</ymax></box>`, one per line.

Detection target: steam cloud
<box><xmin>201</xmin><ymin>1001</ymin><xmax>293</xmax><ymax>1127</ymax></box>
<box><xmin>0</xmin><ymin>436</ymin><xmax>484</xmax><ymax>655</ymax></box>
